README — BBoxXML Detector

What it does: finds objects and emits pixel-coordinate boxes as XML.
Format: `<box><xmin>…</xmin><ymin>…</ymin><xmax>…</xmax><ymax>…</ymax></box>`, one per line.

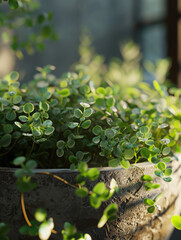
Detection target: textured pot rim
<box><xmin>0</xmin><ymin>153</ymin><xmax>180</xmax><ymax>174</ymax></box>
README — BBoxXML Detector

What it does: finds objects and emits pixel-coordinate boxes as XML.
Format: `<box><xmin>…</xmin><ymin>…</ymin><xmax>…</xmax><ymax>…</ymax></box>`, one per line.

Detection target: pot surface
<box><xmin>0</xmin><ymin>155</ymin><xmax>181</xmax><ymax>240</ymax></box>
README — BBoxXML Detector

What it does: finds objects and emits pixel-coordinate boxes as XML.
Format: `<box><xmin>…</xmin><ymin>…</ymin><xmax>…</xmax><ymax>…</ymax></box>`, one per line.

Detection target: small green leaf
<box><xmin>92</xmin><ymin>136</ymin><xmax>101</xmax><ymax>144</ymax></box>
<box><xmin>153</xmin><ymin>80</ymin><xmax>161</xmax><ymax>91</ymax></box>
<box><xmin>141</xmin><ymin>175</ymin><xmax>153</xmax><ymax>182</ymax></box>
<box><xmin>92</xmin><ymin>125</ymin><xmax>102</xmax><ymax>135</ymax></box>
<box><xmin>113</xmin><ymin>147</ymin><xmax>122</xmax><ymax>157</ymax></box>
<box><xmin>109</xmin><ymin>159</ymin><xmax>120</xmax><ymax>168</ymax></box>
<box><xmin>144</xmin><ymin>198</ymin><xmax>155</xmax><ymax>206</ymax></box>
<box><xmin>164</xmin><ymin>168</ymin><xmax>172</xmax><ymax>176</ymax></box>
<box><xmin>140</xmin><ymin>126</ymin><xmax>149</xmax><ymax>134</ymax></box>
<box><xmin>19</xmin><ymin>115</ymin><xmax>28</xmax><ymax>122</ymax></box>
<box><xmin>0</xmin><ymin>222</ymin><xmax>10</xmax><ymax>238</ymax></box>
<box><xmin>59</xmin><ymin>88</ymin><xmax>70</xmax><ymax>98</ymax></box>
<box><xmin>120</xmin><ymin>159</ymin><xmax>130</xmax><ymax>169</ymax></box>
<box><xmin>13</xmin><ymin>95</ymin><xmax>22</xmax><ymax>104</ymax></box>
<box><xmin>171</xmin><ymin>215</ymin><xmax>181</xmax><ymax>230</ymax></box>
<box><xmin>56</xmin><ymin>140</ymin><xmax>65</xmax><ymax>149</ymax></box>
<box><xmin>160</xmin><ymin>138</ymin><xmax>170</xmax><ymax>145</ymax></box>
<box><xmin>76</xmin><ymin>174</ymin><xmax>86</xmax><ymax>185</ymax></box>
<box><xmin>76</xmin><ymin>151</ymin><xmax>84</xmax><ymax>161</ymax></box>
<box><xmin>15</xmin><ymin>121</ymin><xmax>22</xmax><ymax>128</ymax></box>
<box><xmin>105</xmin><ymin>129</ymin><xmax>115</xmax><ymax>139</ymax></box>
<box><xmin>35</xmin><ymin>208</ymin><xmax>47</xmax><ymax>222</ymax></box>
<box><xmin>6</xmin><ymin>111</ymin><xmax>16</xmax><ymax>121</ymax></box>
<box><xmin>32</xmin><ymin>129</ymin><xmax>41</xmax><ymax>137</ymax></box>
<box><xmin>158</xmin><ymin>123</ymin><xmax>168</xmax><ymax>129</ymax></box>
<box><xmin>15</xmin><ymin>169</ymin><xmax>25</xmax><ymax>178</ymax></box>
<box><xmin>154</xmin><ymin>170</ymin><xmax>164</xmax><ymax>178</ymax></box>
<box><xmin>83</xmin><ymin>108</ymin><xmax>93</xmax><ymax>118</ymax></box>
<box><xmin>68</xmin><ymin>122</ymin><xmax>79</xmax><ymax>129</ymax></box>
<box><xmin>144</xmin><ymin>182</ymin><xmax>153</xmax><ymax>191</ymax></box>
<box><xmin>151</xmin><ymin>157</ymin><xmax>160</xmax><ymax>164</ymax></box>
<box><xmin>147</xmin><ymin>205</ymin><xmax>155</xmax><ymax>213</ymax></box>
<box><xmin>43</xmin><ymin>120</ymin><xmax>52</xmax><ymax>127</ymax></box>
<box><xmin>13</xmin><ymin>156</ymin><xmax>26</xmax><ymax>165</ymax></box>
<box><xmin>96</xmin><ymin>87</ymin><xmax>106</xmax><ymax>95</ymax></box>
<box><xmin>26</xmin><ymin>160</ymin><xmax>37</xmax><ymax>169</ymax></box>
<box><xmin>152</xmin><ymin>184</ymin><xmax>160</xmax><ymax>189</ymax></box>
<box><xmin>75</xmin><ymin>187</ymin><xmax>88</xmax><ymax>197</ymax></box>
<box><xmin>81</xmin><ymin>120</ymin><xmax>91</xmax><ymax>129</ymax></box>
<box><xmin>157</xmin><ymin>162</ymin><xmax>166</xmax><ymax>171</ymax></box>
<box><xmin>10</xmin><ymin>71</ymin><xmax>19</xmax><ymax>80</ymax></box>
<box><xmin>56</xmin><ymin>148</ymin><xmax>64</xmax><ymax>157</ymax></box>
<box><xmin>97</xmin><ymin>203</ymin><xmax>118</xmax><ymax>228</ymax></box>
<box><xmin>145</xmin><ymin>140</ymin><xmax>154</xmax><ymax>146</ymax></box>
<box><xmin>17</xmin><ymin>178</ymin><xmax>37</xmax><ymax>193</ymax></box>
<box><xmin>130</xmin><ymin>136</ymin><xmax>137</xmax><ymax>144</ymax></box>
<box><xmin>21</xmin><ymin>123</ymin><xmax>31</xmax><ymax>132</ymax></box>
<box><xmin>97</xmin><ymin>215</ymin><xmax>107</xmax><ymax>229</ymax></box>
<box><xmin>162</xmin><ymin>157</ymin><xmax>171</xmax><ymax>163</ymax></box>
<box><xmin>39</xmin><ymin>102</ymin><xmax>49</xmax><ymax>112</ymax></box>
<box><xmin>90</xmin><ymin>193</ymin><xmax>101</xmax><ymax>209</ymax></box>
<box><xmin>106</xmin><ymin>97</ymin><xmax>115</xmax><ymax>108</ymax></box>
<box><xmin>74</xmin><ymin>108</ymin><xmax>82</xmax><ymax>118</ymax></box>
<box><xmin>162</xmin><ymin>147</ymin><xmax>171</xmax><ymax>156</ymax></box>
<box><xmin>3</xmin><ymin>124</ymin><xmax>13</xmax><ymax>133</ymax></box>
<box><xmin>36</xmin><ymin>138</ymin><xmax>47</xmax><ymax>143</ymax></box>
<box><xmin>163</xmin><ymin>177</ymin><xmax>172</xmax><ymax>182</ymax></box>
<box><xmin>44</xmin><ymin>126</ymin><xmax>55</xmax><ymax>135</ymax></box>
<box><xmin>32</xmin><ymin>112</ymin><xmax>40</xmax><ymax>120</ymax></box>
<box><xmin>78</xmin><ymin>162</ymin><xmax>88</xmax><ymax>173</ymax></box>
<box><xmin>67</xmin><ymin>139</ymin><xmax>75</xmax><ymax>148</ymax></box>
<box><xmin>19</xmin><ymin>220</ymin><xmax>38</xmax><ymax>236</ymax></box>
<box><xmin>0</xmin><ymin>134</ymin><xmax>12</xmax><ymax>147</ymax></box>
<box><xmin>23</xmin><ymin>103</ymin><xmax>34</xmax><ymax>114</ymax></box>
<box><xmin>151</xmin><ymin>147</ymin><xmax>160</xmax><ymax>154</ymax></box>
<box><xmin>141</xmin><ymin>147</ymin><xmax>150</xmax><ymax>159</ymax></box>
<box><xmin>93</xmin><ymin>182</ymin><xmax>106</xmax><ymax>195</ymax></box>
<box><xmin>80</xmin><ymin>102</ymin><xmax>90</xmax><ymax>108</ymax></box>
<box><xmin>80</xmin><ymin>85</ymin><xmax>90</xmax><ymax>94</ymax></box>
<box><xmin>87</xmin><ymin>168</ymin><xmax>100</xmax><ymax>181</ymax></box>
<box><xmin>124</xmin><ymin>149</ymin><xmax>134</xmax><ymax>160</ymax></box>
<box><xmin>39</xmin><ymin>221</ymin><xmax>53</xmax><ymax>240</ymax></box>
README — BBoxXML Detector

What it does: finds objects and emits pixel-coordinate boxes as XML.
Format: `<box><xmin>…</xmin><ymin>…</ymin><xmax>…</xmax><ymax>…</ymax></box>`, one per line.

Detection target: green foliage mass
<box><xmin>0</xmin><ymin>33</ymin><xmax>181</xmax><ymax>239</ymax></box>
<box><xmin>0</xmin><ymin>64</ymin><xmax>180</xmax><ymax>173</ymax></box>
<box><xmin>0</xmin><ymin>0</ymin><xmax>58</xmax><ymax>58</ymax></box>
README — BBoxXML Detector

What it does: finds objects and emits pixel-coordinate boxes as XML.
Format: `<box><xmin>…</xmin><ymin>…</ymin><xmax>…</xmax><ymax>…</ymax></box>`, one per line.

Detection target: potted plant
<box><xmin>0</xmin><ymin>58</ymin><xmax>181</xmax><ymax>240</ymax></box>
<box><xmin>1</xmin><ymin>2</ymin><xmax>181</xmax><ymax>240</ymax></box>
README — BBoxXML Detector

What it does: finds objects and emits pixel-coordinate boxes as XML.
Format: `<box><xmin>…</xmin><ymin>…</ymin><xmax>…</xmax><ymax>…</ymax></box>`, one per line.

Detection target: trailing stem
<box><xmin>21</xmin><ymin>193</ymin><xmax>58</xmax><ymax>234</ymax></box>
<box><xmin>20</xmin><ymin>172</ymin><xmax>77</xmax><ymax>233</ymax></box>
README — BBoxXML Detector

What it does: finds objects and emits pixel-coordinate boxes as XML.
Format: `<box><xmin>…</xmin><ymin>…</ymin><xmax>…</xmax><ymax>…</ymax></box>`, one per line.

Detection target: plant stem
<box><xmin>38</xmin><ymin>172</ymin><xmax>77</xmax><ymax>189</ymax></box>
<box><xmin>21</xmin><ymin>193</ymin><xmax>57</xmax><ymax>234</ymax></box>
<box><xmin>21</xmin><ymin>193</ymin><xmax>31</xmax><ymax>227</ymax></box>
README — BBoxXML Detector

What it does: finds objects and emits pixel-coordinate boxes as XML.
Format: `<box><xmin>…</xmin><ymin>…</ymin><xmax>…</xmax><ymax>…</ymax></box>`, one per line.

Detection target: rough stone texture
<box><xmin>0</xmin><ymin>156</ymin><xmax>181</xmax><ymax>240</ymax></box>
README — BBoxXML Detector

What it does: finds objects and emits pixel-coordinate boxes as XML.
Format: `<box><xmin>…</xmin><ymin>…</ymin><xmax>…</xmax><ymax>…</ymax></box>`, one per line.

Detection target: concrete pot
<box><xmin>0</xmin><ymin>155</ymin><xmax>181</xmax><ymax>240</ymax></box>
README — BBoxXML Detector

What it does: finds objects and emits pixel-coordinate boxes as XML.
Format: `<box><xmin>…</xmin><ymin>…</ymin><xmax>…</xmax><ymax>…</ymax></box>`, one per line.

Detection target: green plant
<box><xmin>0</xmin><ymin>6</ymin><xmax>181</xmax><ymax>239</ymax></box>
<box><xmin>0</xmin><ymin>54</ymin><xmax>181</xmax><ymax>238</ymax></box>
<box><xmin>0</xmin><ymin>0</ymin><xmax>58</xmax><ymax>58</ymax></box>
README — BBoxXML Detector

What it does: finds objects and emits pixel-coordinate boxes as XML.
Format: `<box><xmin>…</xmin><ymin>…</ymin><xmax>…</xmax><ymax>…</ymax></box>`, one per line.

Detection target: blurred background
<box><xmin>0</xmin><ymin>0</ymin><xmax>180</xmax><ymax>87</ymax></box>
<box><xmin>0</xmin><ymin>0</ymin><xmax>181</xmax><ymax>238</ymax></box>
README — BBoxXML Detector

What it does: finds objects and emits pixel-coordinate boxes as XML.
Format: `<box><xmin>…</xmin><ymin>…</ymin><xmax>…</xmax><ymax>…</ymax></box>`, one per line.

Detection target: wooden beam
<box><xmin>167</xmin><ymin>0</ymin><xmax>179</xmax><ymax>86</ymax></box>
